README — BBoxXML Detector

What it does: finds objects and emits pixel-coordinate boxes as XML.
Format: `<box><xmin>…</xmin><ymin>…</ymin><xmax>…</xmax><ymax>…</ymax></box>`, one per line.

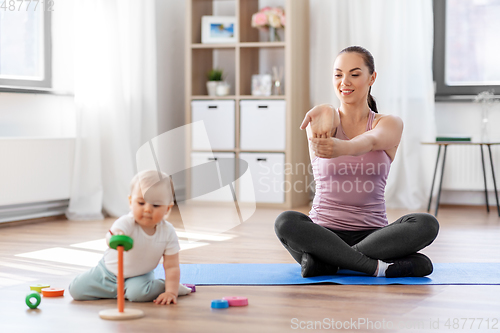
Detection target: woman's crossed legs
<box><xmin>274</xmin><ymin>211</ymin><xmax>439</xmax><ymax>276</ymax></box>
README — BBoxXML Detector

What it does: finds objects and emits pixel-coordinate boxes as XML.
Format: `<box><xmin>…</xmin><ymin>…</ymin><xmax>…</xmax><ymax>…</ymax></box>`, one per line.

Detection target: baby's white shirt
<box><xmin>103</xmin><ymin>212</ymin><xmax>180</xmax><ymax>278</ymax></box>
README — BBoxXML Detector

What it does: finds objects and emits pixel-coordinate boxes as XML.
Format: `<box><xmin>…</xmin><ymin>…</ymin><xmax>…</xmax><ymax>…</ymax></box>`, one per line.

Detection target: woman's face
<box><xmin>332</xmin><ymin>52</ymin><xmax>376</xmax><ymax>106</ymax></box>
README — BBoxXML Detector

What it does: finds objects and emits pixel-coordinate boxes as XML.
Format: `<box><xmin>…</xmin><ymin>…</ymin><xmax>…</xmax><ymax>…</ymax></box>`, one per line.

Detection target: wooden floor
<box><xmin>1</xmin><ymin>205</ymin><xmax>499</xmax><ymax>333</ymax></box>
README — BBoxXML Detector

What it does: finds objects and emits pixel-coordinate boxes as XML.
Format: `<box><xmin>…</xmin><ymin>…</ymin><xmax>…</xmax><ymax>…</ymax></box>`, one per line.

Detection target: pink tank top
<box><xmin>308</xmin><ymin>110</ymin><xmax>392</xmax><ymax>231</ymax></box>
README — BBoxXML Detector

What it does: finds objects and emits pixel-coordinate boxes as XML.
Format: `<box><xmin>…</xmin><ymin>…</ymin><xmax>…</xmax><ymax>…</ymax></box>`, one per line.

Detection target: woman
<box><xmin>274</xmin><ymin>46</ymin><xmax>439</xmax><ymax>278</ymax></box>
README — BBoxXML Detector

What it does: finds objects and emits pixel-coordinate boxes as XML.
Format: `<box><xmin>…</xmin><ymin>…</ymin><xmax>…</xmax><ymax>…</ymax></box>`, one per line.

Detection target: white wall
<box><xmin>0</xmin><ymin>93</ymin><xmax>75</xmax><ymax>137</ymax></box>
<box><xmin>155</xmin><ymin>0</ymin><xmax>188</xmax><ymax>196</ymax></box>
<box><xmin>0</xmin><ymin>2</ymin><xmax>76</xmax><ymax>215</ymax></box>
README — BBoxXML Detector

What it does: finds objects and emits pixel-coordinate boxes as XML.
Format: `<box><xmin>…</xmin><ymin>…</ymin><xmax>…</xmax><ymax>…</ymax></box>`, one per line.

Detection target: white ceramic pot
<box><xmin>206</xmin><ymin>81</ymin><xmax>218</xmax><ymax>96</ymax></box>
<box><xmin>216</xmin><ymin>82</ymin><xmax>230</xmax><ymax>96</ymax></box>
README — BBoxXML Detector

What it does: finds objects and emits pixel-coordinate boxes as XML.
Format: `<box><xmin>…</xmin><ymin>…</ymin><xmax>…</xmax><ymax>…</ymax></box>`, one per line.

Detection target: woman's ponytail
<box><xmin>367</xmin><ymin>86</ymin><xmax>378</xmax><ymax>113</ymax></box>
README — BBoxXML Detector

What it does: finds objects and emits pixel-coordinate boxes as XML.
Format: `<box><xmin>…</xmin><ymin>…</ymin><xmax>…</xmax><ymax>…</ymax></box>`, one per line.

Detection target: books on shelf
<box><xmin>436</xmin><ymin>136</ymin><xmax>471</xmax><ymax>142</ymax></box>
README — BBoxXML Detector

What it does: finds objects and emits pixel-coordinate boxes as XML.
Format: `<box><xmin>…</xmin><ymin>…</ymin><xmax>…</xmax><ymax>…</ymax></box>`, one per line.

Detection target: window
<box><xmin>433</xmin><ymin>0</ymin><xmax>500</xmax><ymax>96</ymax></box>
<box><xmin>0</xmin><ymin>1</ymin><xmax>52</xmax><ymax>89</ymax></box>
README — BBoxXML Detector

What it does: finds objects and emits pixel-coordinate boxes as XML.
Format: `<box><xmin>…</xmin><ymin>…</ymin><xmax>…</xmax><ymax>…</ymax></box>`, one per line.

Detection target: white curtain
<box><xmin>309</xmin><ymin>0</ymin><xmax>436</xmax><ymax>210</ymax></box>
<box><xmin>67</xmin><ymin>0</ymin><xmax>158</xmax><ymax>220</ymax></box>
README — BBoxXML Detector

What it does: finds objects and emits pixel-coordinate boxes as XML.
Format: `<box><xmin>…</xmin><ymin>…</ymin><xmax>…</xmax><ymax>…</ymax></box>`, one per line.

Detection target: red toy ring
<box><xmin>222</xmin><ymin>296</ymin><xmax>248</xmax><ymax>306</ymax></box>
<box><xmin>41</xmin><ymin>288</ymin><xmax>65</xmax><ymax>297</ymax></box>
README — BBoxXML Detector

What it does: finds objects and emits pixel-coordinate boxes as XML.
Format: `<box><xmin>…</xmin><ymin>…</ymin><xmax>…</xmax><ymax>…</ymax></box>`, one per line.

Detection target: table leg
<box><xmin>435</xmin><ymin>145</ymin><xmax>448</xmax><ymax>216</ymax></box>
<box><xmin>487</xmin><ymin>144</ymin><xmax>500</xmax><ymax>216</ymax></box>
<box><xmin>427</xmin><ymin>145</ymin><xmax>442</xmax><ymax>213</ymax></box>
<box><xmin>480</xmin><ymin>144</ymin><xmax>490</xmax><ymax>213</ymax></box>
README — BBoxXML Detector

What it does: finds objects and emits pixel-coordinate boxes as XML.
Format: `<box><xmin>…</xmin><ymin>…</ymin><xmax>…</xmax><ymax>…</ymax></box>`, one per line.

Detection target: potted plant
<box><xmin>206</xmin><ymin>68</ymin><xmax>223</xmax><ymax>96</ymax></box>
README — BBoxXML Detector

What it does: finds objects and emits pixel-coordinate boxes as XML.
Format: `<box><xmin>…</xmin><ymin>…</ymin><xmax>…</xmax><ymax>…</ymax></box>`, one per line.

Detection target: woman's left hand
<box><xmin>309</xmin><ymin>137</ymin><xmax>346</xmax><ymax>159</ymax></box>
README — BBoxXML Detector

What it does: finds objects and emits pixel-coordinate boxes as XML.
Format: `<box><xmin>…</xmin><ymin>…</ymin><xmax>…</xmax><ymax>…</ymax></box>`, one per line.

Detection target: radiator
<box><xmin>440</xmin><ymin>144</ymin><xmax>500</xmax><ymax>191</ymax></box>
<box><xmin>0</xmin><ymin>137</ymin><xmax>75</xmax><ymax>223</ymax></box>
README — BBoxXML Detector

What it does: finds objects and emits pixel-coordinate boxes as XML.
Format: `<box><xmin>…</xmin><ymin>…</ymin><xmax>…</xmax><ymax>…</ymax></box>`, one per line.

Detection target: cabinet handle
<box><xmin>257</xmin><ymin>158</ymin><xmax>267</xmax><ymax>162</ymax></box>
<box><xmin>208</xmin><ymin>105</ymin><xmax>218</xmax><ymax>109</ymax></box>
<box><xmin>258</xmin><ymin>105</ymin><xmax>268</xmax><ymax>109</ymax></box>
<box><xmin>208</xmin><ymin>157</ymin><xmax>218</xmax><ymax>161</ymax></box>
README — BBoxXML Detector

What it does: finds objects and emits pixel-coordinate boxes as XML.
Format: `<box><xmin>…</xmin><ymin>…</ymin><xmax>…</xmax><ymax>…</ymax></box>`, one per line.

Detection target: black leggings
<box><xmin>274</xmin><ymin>211</ymin><xmax>439</xmax><ymax>275</ymax></box>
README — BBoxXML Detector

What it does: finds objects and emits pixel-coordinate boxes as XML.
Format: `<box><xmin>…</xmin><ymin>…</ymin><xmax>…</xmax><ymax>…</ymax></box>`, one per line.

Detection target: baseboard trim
<box><xmin>0</xmin><ymin>199</ymin><xmax>69</xmax><ymax>224</ymax></box>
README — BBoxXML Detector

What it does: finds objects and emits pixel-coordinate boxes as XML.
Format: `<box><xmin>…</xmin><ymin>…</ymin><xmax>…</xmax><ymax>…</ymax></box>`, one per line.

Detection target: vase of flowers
<box><xmin>251</xmin><ymin>7</ymin><xmax>285</xmax><ymax>42</ymax></box>
<box><xmin>474</xmin><ymin>90</ymin><xmax>498</xmax><ymax>142</ymax></box>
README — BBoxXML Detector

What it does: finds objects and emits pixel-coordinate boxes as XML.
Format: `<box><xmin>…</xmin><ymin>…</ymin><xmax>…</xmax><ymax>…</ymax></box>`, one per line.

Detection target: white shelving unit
<box><xmin>185</xmin><ymin>0</ymin><xmax>310</xmax><ymax>209</ymax></box>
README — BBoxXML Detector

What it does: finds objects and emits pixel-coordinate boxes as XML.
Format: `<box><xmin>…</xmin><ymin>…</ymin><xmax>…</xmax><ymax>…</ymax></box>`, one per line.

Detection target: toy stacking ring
<box><xmin>211</xmin><ymin>299</ymin><xmax>229</xmax><ymax>309</ymax></box>
<box><xmin>183</xmin><ymin>284</ymin><xmax>196</xmax><ymax>293</ymax></box>
<box><xmin>109</xmin><ymin>235</ymin><xmax>134</xmax><ymax>251</ymax></box>
<box><xmin>222</xmin><ymin>296</ymin><xmax>248</xmax><ymax>307</ymax></box>
<box><xmin>30</xmin><ymin>284</ymin><xmax>50</xmax><ymax>293</ymax></box>
<box><xmin>41</xmin><ymin>288</ymin><xmax>65</xmax><ymax>297</ymax></box>
<box><xmin>26</xmin><ymin>292</ymin><xmax>41</xmax><ymax>309</ymax></box>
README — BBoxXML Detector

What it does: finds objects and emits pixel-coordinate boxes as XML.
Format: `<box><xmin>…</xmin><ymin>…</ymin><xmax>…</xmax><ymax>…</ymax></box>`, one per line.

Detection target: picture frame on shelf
<box><xmin>252</xmin><ymin>74</ymin><xmax>272</xmax><ymax>96</ymax></box>
<box><xmin>201</xmin><ymin>16</ymin><xmax>237</xmax><ymax>44</ymax></box>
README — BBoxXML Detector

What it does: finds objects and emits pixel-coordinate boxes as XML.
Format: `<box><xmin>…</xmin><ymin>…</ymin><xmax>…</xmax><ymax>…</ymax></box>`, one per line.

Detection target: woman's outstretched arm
<box><xmin>300</xmin><ymin>104</ymin><xmax>339</xmax><ymax>138</ymax></box>
<box><xmin>309</xmin><ymin>114</ymin><xmax>403</xmax><ymax>159</ymax></box>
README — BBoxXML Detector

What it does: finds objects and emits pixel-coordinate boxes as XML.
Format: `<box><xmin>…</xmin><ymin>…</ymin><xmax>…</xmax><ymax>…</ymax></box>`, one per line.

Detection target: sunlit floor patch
<box><xmin>0</xmin><ymin>272</ymin><xmax>37</xmax><ymax>287</ymax></box>
<box><xmin>178</xmin><ymin>240</ymin><xmax>209</xmax><ymax>251</ymax></box>
<box><xmin>0</xmin><ymin>260</ymin><xmax>72</xmax><ymax>276</ymax></box>
<box><xmin>70</xmin><ymin>239</ymin><xmax>107</xmax><ymax>252</ymax></box>
<box><xmin>15</xmin><ymin>248</ymin><xmax>102</xmax><ymax>267</ymax></box>
<box><xmin>175</xmin><ymin>230</ymin><xmax>234</xmax><ymax>242</ymax></box>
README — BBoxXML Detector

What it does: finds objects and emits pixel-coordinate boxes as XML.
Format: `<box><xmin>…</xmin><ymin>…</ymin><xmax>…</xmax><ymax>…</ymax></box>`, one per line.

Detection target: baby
<box><xmin>69</xmin><ymin>170</ymin><xmax>190</xmax><ymax>304</ymax></box>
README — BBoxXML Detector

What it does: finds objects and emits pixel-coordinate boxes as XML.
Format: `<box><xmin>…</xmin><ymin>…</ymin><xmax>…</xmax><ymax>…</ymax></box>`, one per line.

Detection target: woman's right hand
<box><xmin>300</xmin><ymin>104</ymin><xmax>337</xmax><ymax>138</ymax></box>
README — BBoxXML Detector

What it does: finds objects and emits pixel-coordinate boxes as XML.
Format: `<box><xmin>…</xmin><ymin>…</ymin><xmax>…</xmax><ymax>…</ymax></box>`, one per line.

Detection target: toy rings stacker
<box><xmin>99</xmin><ymin>235</ymin><xmax>144</xmax><ymax>320</ymax></box>
<box><xmin>26</xmin><ymin>292</ymin><xmax>41</xmax><ymax>309</ymax></box>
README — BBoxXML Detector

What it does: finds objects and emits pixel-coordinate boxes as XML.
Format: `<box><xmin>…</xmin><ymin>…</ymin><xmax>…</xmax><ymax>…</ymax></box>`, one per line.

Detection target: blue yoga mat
<box><xmin>154</xmin><ymin>263</ymin><xmax>500</xmax><ymax>285</ymax></box>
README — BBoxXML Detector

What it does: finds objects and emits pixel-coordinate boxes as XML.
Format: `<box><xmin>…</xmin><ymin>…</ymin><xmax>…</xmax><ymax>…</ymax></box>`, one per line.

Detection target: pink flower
<box><xmin>251</xmin><ymin>6</ymin><xmax>285</xmax><ymax>29</ymax></box>
<box><xmin>252</xmin><ymin>11</ymin><xmax>268</xmax><ymax>28</ymax></box>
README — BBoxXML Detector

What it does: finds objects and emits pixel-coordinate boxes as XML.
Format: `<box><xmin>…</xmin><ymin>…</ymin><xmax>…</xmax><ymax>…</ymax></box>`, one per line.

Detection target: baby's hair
<box><xmin>130</xmin><ymin>170</ymin><xmax>175</xmax><ymax>205</ymax></box>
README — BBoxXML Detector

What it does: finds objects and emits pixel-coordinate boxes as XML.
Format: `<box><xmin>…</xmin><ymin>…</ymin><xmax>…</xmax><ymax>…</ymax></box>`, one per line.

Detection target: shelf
<box><xmin>192</xmin><ymin>95</ymin><xmax>238</xmax><ymax>100</ymax></box>
<box><xmin>192</xmin><ymin>43</ymin><xmax>236</xmax><ymax>49</ymax></box>
<box><xmin>239</xmin><ymin>150</ymin><xmax>286</xmax><ymax>154</ymax></box>
<box><xmin>191</xmin><ymin>48</ymin><xmax>235</xmax><ymax>96</ymax></box>
<box><xmin>191</xmin><ymin>42</ymin><xmax>285</xmax><ymax>49</ymax></box>
<box><xmin>186</xmin><ymin>0</ymin><xmax>310</xmax><ymax>208</ymax></box>
<box><xmin>191</xmin><ymin>149</ymin><xmax>286</xmax><ymax>154</ymax></box>
<box><xmin>239</xmin><ymin>42</ymin><xmax>285</xmax><ymax>48</ymax></box>
<box><xmin>238</xmin><ymin>95</ymin><xmax>285</xmax><ymax>100</ymax></box>
<box><xmin>191</xmin><ymin>149</ymin><xmax>236</xmax><ymax>153</ymax></box>
<box><xmin>191</xmin><ymin>95</ymin><xmax>285</xmax><ymax>100</ymax></box>
<box><xmin>239</xmin><ymin>47</ymin><xmax>285</xmax><ymax>96</ymax></box>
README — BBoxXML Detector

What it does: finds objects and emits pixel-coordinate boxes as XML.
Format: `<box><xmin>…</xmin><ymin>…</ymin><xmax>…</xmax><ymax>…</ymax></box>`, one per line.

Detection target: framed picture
<box><xmin>252</xmin><ymin>74</ymin><xmax>272</xmax><ymax>96</ymax></box>
<box><xmin>202</xmin><ymin>16</ymin><xmax>237</xmax><ymax>44</ymax></box>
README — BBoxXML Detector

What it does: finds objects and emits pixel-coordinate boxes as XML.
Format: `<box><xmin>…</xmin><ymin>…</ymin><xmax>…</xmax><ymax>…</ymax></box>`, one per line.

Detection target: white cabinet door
<box><xmin>190</xmin><ymin>152</ymin><xmax>235</xmax><ymax>202</ymax></box>
<box><xmin>240</xmin><ymin>100</ymin><xmax>286</xmax><ymax>151</ymax></box>
<box><xmin>239</xmin><ymin>152</ymin><xmax>285</xmax><ymax>203</ymax></box>
<box><xmin>192</xmin><ymin>100</ymin><xmax>235</xmax><ymax>150</ymax></box>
